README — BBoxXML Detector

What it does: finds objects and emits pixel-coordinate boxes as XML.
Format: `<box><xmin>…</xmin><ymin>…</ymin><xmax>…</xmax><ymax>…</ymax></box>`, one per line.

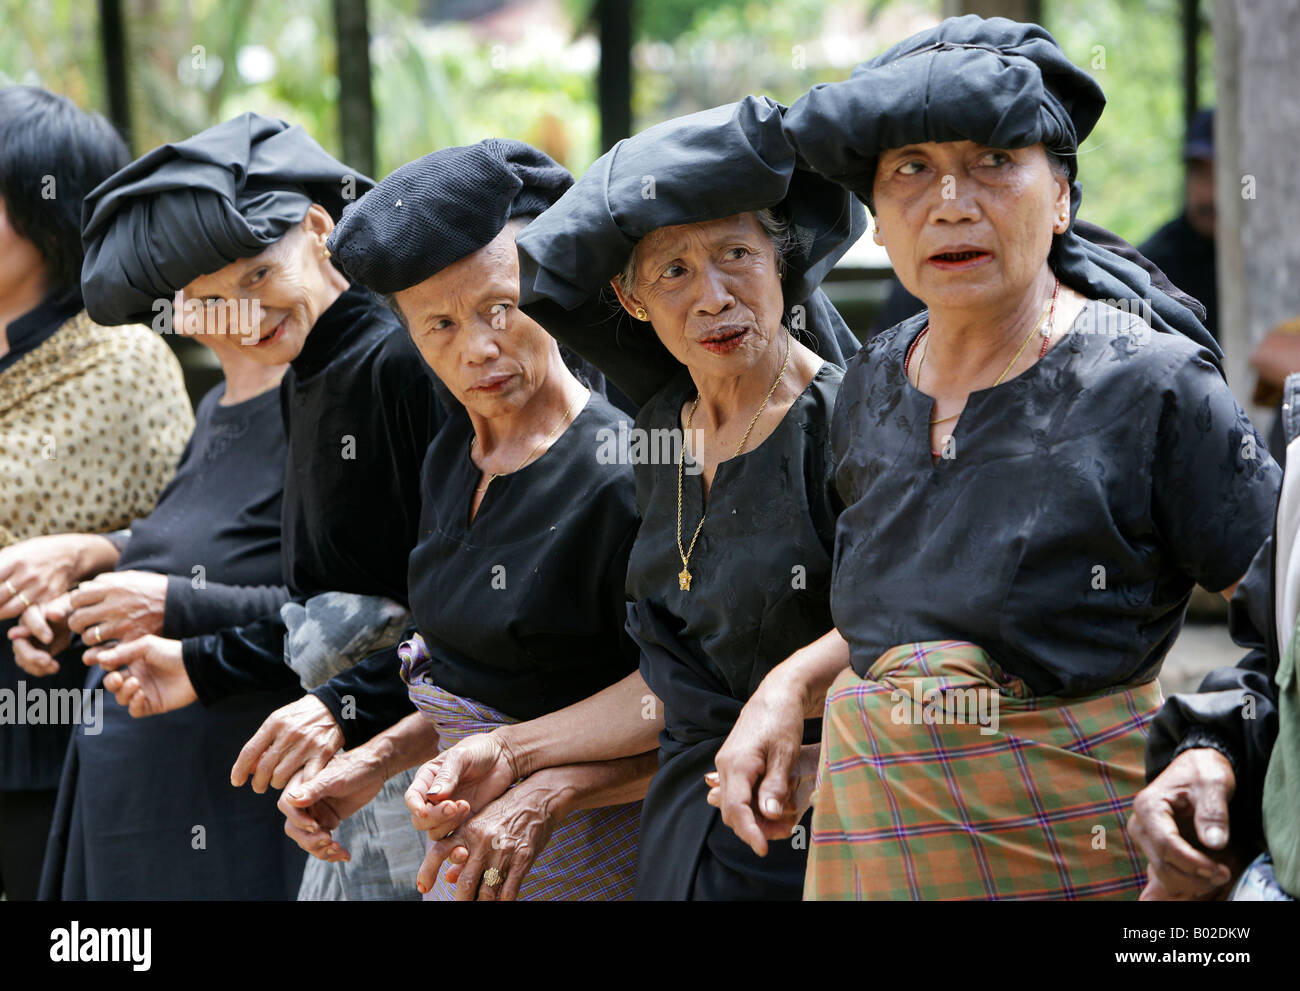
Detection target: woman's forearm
<box><xmin>495</xmin><ymin>670</ymin><xmax>663</xmax><ymax>778</ymax></box>
<box><xmin>75</xmin><ymin>534</ymin><xmax>122</xmax><ymax>580</ymax></box>
<box><xmin>771</xmin><ymin>627</ymin><xmax>851</xmax><ymax>718</ymax></box>
<box><xmin>540</xmin><ymin>751</ymin><xmax>661</xmax><ymax>817</ymax></box>
<box><xmin>364</xmin><ymin>711</ymin><xmax>442</xmax><ymax>781</ymax></box>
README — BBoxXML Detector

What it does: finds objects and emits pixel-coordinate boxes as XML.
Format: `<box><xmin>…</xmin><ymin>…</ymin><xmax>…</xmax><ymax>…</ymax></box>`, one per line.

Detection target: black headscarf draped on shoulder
<box><xmin>516</xmin><ymin>95</ymin><xmax>869</xmax><ymax>406</ymax></box>
<box><xmin>783</xmin><ymin>15</ymin><xmax>1220</xmax><ymax>363</ymax></box>
<box><xmin>81</xmin><ymin>112</ymin><xmax>372</xmax><ymax>326</ymax></box>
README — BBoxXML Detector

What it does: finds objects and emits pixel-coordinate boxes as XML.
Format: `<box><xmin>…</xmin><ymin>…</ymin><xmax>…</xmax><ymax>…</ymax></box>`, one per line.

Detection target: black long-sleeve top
<box><xmin>180</xmin><ymin>285</ymin><xmax>448</xmax><ymax>748</ymax></box>
<box><xmin>119</xmin><ymin>383</ymin><xmax>291</xmax><ymax>633</ymax></box>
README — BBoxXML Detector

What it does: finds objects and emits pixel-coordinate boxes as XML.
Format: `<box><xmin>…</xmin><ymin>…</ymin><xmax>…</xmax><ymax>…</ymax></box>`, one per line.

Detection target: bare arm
<box><xmin>496</xmin><ymin>669</ymin><xmax>663</xmax><ymax>778</ymax></box>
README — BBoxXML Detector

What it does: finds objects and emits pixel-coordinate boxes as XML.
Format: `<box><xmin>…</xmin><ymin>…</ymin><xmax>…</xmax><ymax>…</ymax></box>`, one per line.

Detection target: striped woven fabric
<box><xmin>805</xmin><ymin>641</ymin><xmax>1161</xmax><ymax>901</ymax></box>
<box><xmin>399</xmin><ymin>634</ymin><xmax>641</xmax><ymax>901</ymax></box>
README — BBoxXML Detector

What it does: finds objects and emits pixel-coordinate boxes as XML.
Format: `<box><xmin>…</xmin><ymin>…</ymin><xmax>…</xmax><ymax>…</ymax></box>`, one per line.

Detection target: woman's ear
<box><xmin>302</xmin><ymin>203</ymin><xmax>335</xmax><ymax>249</ymax></box>
<box><xmin>1053</xmin><ymin>176</ymin><xmax>1072</xmax><ymax>234</ymax></box>
<box><xmin>609</xmin><ymin>276</ymin><xmax>645</xmax><ymax>320</ymax></box>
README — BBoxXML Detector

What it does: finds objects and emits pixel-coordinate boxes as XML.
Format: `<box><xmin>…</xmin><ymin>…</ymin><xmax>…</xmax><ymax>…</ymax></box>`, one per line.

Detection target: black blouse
<box><xmin>628</xmin><ymin>362</ymin><xmax>844</xmax><ymax>901</ymax></box>
<box><xmin>831</xmin><ymin>301</ymin><xmax>1281</xmax><ymax>696</ymax></box>
<box><xmin>628</xmin><ymin>363</ymin><xmax>843</xmax><ymax>694</ymax></box>
<box><xmin>407</xmin><ymin>393</ymin><xmax>640</xmax><ymax>722</ymax></box>
<box><xmin>120</xmin><ymin>383</ymin><xmax>289</xmax><ymax>635</ymax></box>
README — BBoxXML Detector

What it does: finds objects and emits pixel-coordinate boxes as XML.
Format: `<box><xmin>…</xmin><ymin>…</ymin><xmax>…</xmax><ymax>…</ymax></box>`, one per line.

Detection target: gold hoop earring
<box><xmin>634</xmin><ymin>306</ymin><xmax>648</xmax><ymax>321</ymax></box>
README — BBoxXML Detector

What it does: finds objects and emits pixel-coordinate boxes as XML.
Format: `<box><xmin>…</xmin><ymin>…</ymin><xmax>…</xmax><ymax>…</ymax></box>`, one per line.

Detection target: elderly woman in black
<box><xmin>0</xmin><ymin>86</ymin><xmax>193</xmax><ymax>900</ymax></box>
<box><xmin>273</xmin><ymin>140</ymin><xmax>653</xmax><ymax>902</ymax></box>
<box><xmin>78</xmin><ymin>113</ymin><xmax>447</xmax><ymax>899</ymax></box>
<box><xmin>399</xmin><ymin>97</ymin><xmax>869</xmax><ymax>900</ymax></box>
<box><xmin>714</xmin><ymin>15</ymin><xmax>1279</xmax><ymax>901</ymax></box>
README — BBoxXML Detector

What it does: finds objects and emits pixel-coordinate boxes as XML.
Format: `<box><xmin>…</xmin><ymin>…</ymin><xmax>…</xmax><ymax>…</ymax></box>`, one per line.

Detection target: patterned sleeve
<box><xmin>1151</xmin><ymin>346</ymin><xmax>1281</xmax><ymax>593</ymax></box>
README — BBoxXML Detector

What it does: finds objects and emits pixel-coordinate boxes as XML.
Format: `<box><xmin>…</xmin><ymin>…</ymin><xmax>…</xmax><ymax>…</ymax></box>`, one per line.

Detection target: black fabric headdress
<box><xmin>328</xmin><ymin>139</ymin><xmax>573</xmax><ymax>294</ymax></box>
<box><xmin>82</xmin><ymin>112</ymin><xmax>371</xmax><ymax>326</ymax></box>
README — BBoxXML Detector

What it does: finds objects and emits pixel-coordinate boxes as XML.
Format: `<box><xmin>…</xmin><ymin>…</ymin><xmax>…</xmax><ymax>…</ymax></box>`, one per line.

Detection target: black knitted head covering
<box><xmin>327</xmin><ymin>138</ymin><xmax>574</xmax><ymax>293</ymax></box>
<box><xmin>81</xmin><ymin>112</ymin><xmax>371</xmax><ymax>326</ymax></box>
<box><xmin>516</xmin><ymin>95</ymin><xmax>869</xmax><ymax>406</ymax></box>
<box><xmin>783</xmin><ymin>14</ymin><xmax>1220</xmax><ymax>362</ymax></box>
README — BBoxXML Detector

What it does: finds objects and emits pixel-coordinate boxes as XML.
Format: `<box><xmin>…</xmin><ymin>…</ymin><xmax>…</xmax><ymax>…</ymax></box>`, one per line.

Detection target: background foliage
<box><xmin>0</xmin><ymin>0</ymin><xmax>1211</xmax><ymax>250</ymax></box>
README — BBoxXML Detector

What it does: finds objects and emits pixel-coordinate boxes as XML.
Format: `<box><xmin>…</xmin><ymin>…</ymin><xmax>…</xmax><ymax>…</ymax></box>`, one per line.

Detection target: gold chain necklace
<box><xmin>472</xmin><ymin>388</ymin><xmax>589</xmax><ymax>495</ymax></box>
<box><xmin>675</xmin><ymin>335</ymin><xmax>792</xmax><ymax>592</ymax></box>
<box><xmin>916</xmin><ymin>277</ymin><xmax>1060</xmax><ymax>425</ymax></box>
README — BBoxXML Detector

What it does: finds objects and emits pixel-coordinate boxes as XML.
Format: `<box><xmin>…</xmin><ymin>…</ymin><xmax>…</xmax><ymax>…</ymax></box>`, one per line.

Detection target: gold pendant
<box><xmin>678</xmin><ymin>568</ymin><xmax>692</xmax><ymax>591</ymax></box>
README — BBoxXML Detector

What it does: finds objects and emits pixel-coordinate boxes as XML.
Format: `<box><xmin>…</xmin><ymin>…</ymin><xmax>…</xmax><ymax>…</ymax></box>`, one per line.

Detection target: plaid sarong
<box><xmin>399</xmin><ymin>634</ymin><xmax>641</xmax><ymax>901</ymax></box>
<box><xmin>805</xmin><ymin>641</ymin><xmax>1161</xmax><ymax>901</ymax></box>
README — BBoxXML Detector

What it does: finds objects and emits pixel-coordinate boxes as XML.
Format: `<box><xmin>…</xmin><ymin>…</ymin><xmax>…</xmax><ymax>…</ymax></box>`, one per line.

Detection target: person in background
<box><xmin>0</xmin><ymin>85</ymin><xmax>193</xmax><ymax>901</ymax></box>
<box><xmin>1140</xmin><ymin>108</ymin><xmax>1217</xmax><ymax>343</ymax></box>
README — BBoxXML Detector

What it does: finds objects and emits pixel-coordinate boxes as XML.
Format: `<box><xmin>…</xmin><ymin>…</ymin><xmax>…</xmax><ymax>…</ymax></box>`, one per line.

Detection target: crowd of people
<box><xmin>0</xmin><ymin>14</ymin><xmax>1288</xmax><ymax>901</ymax></box>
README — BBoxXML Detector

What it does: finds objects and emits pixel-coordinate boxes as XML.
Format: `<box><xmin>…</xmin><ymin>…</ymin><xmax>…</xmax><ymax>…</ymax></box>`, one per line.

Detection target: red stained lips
<box><xmin>697</xmin><ymin>325</ymin><xmax>749</xmax><ymax>354</ymax></box>
<box><xmin>926</xmin><ymin>247</ymin><xmax>994</xmax><ymax>271</ymax></box>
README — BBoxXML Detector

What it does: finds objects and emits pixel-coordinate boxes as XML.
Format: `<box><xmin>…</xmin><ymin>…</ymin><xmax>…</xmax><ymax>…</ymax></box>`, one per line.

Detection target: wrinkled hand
<box><xmin>1129</xmin><ymin>748</ymin><xmax>1238</xmax><ymax>900</ymax></box>
<box><xmin>8</xmin><ymin>610</ymin><xmax>72</xmax><ymax>676</ymax></box>
<box><xmin>232</xmin><ymin>695</ymin><xmax>345</xmax><ymax>794</ymax></box>
<box><xmin>404</xmin><ymin>732</ymin><xmax>520</xmax><ymax>838</ymax></box>
<box><xmin>92</xmin><ymin>634</ymin><xmax>198</xmax><ymax>716</ymax></box>
<box><xmin>706</xmin><ymin>669</ymin><xmax>813</xmax><ymax>856</ymax></box>
<box><xmin>0</xmin><ymin>534</ymin><xmax>93</xmax><ymax>623</ymax></box>
<box><xmin>278</xmin><ymin>748</ymin><xmax>389</xmax><ymax>862</ymax></box>
<box><xmin>416</xmin><ymin>769</ymin><xmax>569</xmax><ymax>901</ymax></box>
<box><xmin>65</xmin><ymin>570</ymin><xmax>168</xmax><ymax>646</ymax></box>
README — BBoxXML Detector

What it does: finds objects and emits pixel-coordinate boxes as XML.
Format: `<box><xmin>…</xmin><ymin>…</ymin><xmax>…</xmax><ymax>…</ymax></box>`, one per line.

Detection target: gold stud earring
<box><xmin>634</xmin><ymin>306</ymin><xmax>648</xmax><ymax>321</ymax></box>
<box><xmin>322</xmin><ymin>246</ymin><xmax>331</xmax><ymax>259</ymax></box>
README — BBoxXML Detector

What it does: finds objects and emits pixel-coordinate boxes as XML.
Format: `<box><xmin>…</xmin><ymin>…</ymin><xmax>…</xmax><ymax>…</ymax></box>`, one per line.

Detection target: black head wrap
<box><xmin>81</xmin><ymin>112</ymin><xmax>372</xmax><ymax>326</ymax></box>
<box><xmin>327</xmin><ymin>139</ymin><xmax>573</xmax><ymax>294</ymax></box>
<box><xmin>516</xmin><ymin>95</ymin><xmax>869</xmax><ymax>406</ymax></box>
<box><xmin>783</xmin><ymin>15</ymin><xmax>1220</xmax><ymax>362</ymax></box>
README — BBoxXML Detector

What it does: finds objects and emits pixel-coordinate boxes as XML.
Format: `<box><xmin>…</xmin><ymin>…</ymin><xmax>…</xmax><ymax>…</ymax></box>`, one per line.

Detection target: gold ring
<box><xmin>482</xmin><ymin>867</ymin><xmax>504</xmax><ymax>888</ymax></box>
<box><xmin>17</xmin><ymin>590</ymin><xmax>31</xmax><ymax>609</ymax></box>
<box><xmin>89</xmin><ymin>625</ymin><xmax>100</xmax><ymax>646</ymax></box>
<box><xmin>4</xmin><ymin>579</ymin><xmax>15</xmax><ymax>597</ymax></box>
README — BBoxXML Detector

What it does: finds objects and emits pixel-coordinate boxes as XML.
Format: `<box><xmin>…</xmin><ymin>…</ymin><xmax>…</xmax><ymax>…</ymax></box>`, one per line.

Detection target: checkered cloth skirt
<box><xmin>805</xmin><ymin>641</ymin><xmax>1161</xmax><ymax>901</ymax></box>
<box><xmin>399</xmin><ymin>634</ymin><xmax>641</xmax><ymax>901</ymax></box>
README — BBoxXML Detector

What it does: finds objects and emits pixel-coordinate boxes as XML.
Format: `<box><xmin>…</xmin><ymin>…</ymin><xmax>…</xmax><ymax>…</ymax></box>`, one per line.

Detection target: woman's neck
<box><xmin>468</xmin><ymin>355</ymin><xmax>588</xmax><ymax>462</ymax></box>
<box><xmin>0</xmin><ymin>273</ymin><xmax>52</xmax><ymax>355</ymax></box>
<box><xmin>217</xmin><ymin>348</ymin><xmax>288</xmax><ymax>404</ymax></box>
<box><xmin>922</xmin><ymin>268</ymin><xmax>1060</xmax><ymax>383</ymax></box>
<box><xmin>690</xmin><ymin>328</ymin><xmax>798</xmax><ymax>433</ymax></box>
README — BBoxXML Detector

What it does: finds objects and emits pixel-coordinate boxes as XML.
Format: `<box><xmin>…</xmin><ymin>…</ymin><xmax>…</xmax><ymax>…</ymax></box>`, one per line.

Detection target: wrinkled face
<box><xmin>1186</xmin><ymin>157</ymin><xmax>1215</xmax><ymax>238</ymax></box>
<box><xmin>179</xmin><ymin>205</ymin><xmax>337</xmax><ymax>364</ymax></box>
<box><xmin>619</xmin><ymin>212</ymin><xmax>787</xmax><ymax>378</ymax></box>
<box><xmin>872</xmin><ymin>140</ymin><xmax>1070</xmax><ymax>314</ymax></box>
<box><xmin>393</xmin><ymin>223</ymin><xmax>558</xmax><ymax>420</ymax></box>
<box><xmin>0</xmin><ymin>196</ymin><xmax>47</xmax><ymax>304</ymax></box>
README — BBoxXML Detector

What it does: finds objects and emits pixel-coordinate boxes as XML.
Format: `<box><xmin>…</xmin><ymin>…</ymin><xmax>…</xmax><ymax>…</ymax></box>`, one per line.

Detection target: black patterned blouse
<box><xmin>831</xmin><ymin>300</ymin><xmax>1281</xmax><ymax>696</ymax></box>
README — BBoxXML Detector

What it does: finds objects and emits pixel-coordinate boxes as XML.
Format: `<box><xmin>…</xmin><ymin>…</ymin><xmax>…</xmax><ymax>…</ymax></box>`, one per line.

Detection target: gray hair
<box><xmin>617</xmin><ymin>207</ymin><xmax>793</xmax><ymax>297</ymax></box>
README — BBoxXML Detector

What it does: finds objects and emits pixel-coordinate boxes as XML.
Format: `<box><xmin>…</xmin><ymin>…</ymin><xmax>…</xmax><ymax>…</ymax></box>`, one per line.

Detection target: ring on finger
<box><xmin>89</xmin><ymin>625</ymin><xmax>101</xmax><ymax>645</ymax></box>
<box><xmin>4</xmin><ymin>579</ymin><xmax>16</xmax><ymax>598</ymax></box>
<box><xmin>482</xmin><ymin>866</ymin><xmax>505</xmax><ymax>888</ymax></box>
<box><xmin>17</xmin><ymin>590</ymin><xmax>31</xmax><ymax>609</ymax></box>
